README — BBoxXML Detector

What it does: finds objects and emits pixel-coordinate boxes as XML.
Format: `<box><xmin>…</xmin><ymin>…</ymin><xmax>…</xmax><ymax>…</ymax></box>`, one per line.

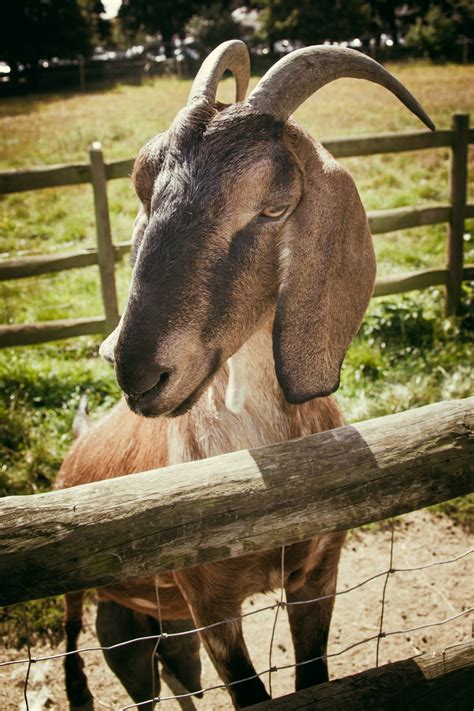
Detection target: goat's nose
<box><xmin>114</xmin><ymin>357</ymin><xmax>172</xmax><ymax>400</ymax></box>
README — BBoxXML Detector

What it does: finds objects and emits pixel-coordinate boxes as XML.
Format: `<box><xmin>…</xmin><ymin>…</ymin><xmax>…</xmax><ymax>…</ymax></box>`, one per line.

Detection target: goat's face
<box><xmin>109</xmin><ymin>104</ymin><xmax>306</xmax><ymax>417</ymax></box>
<box><xmin>101</xmin><ymin>42</ymin><xmax>433</xmax><ymax>417</ymax></box>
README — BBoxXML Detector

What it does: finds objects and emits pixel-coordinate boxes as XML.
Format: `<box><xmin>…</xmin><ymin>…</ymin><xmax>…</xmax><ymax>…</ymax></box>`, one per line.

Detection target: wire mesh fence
<box><xmin>1</xmin><ymin>509</ymin><xmax>472</xmax><ymax>710</ymax></box>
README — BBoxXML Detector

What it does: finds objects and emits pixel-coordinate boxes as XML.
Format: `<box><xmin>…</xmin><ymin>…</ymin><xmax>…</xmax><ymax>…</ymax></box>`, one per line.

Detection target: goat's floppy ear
<box><xmin>273</xmin><ymin>142</ymin><xmax>376</xmax><ymax>403</ymax></box>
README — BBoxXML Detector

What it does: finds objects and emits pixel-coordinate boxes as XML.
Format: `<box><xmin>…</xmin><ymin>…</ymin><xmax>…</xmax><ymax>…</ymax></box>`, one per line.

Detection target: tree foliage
<box><xmin>2</xmin><ymin>0</ymin><xmax>471</xmax><ymax>76</ymax></box>
<box><xmin>256</xmin><ymin>0</ymin><xmax>372</xmax><ymax>46</ymax></box>
<box><xmin>118</xmin><ymin>0</ymin><xmax>201</xmax><ymax>54</ymax></box>
<box><xmin>0</xmin><ymin>0</ymin><xmax>92</xmax><ymax>69</ymax></box>
<box><xmin>405</xmin><ymin>1</ymin><xmax>474</xmax><ymax>59</ymax></box>
<box><xmin>186</xmin><ymin>3</ymin><xmax>243</xmax><ymax>52</ymax></box>
<box><xmin>254</xmin><ymin>0</ymin><xmax>473</xmax><ymax>56</ymax></box>
<box><xmin>81</xmin><ymin>0</ymin><xmax>113</xmax><ymax>47</ymax></box>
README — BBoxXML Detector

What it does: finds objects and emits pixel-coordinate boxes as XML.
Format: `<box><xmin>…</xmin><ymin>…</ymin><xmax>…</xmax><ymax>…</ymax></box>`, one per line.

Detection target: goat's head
<box><xmin>101</xmin><ymin>41</ymin><xmax>434</xmax><ymax>417</ymax></box>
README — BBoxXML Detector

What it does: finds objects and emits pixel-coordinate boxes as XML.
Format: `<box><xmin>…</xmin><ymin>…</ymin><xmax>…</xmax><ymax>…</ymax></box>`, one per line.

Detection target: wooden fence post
<box><xmin>446</xmin><ymin>113</ymin><xmax>469</xmax><ymax>316</ymax></box>
<box><xmin>89</xmin><ymin>141</ymin><xmax>120</xmax><ymax>332</ymax></box>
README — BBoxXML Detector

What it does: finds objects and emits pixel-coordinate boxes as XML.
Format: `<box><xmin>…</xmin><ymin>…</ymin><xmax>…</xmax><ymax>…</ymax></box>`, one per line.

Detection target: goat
<box><xmin>56</xmin><ymin>41</ymin><xmax>434</xmax><ymax>709</ymax></box>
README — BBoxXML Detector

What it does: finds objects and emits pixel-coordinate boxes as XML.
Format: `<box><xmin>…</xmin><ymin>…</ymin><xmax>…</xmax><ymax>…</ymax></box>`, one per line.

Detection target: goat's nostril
<box><xmin>155</xmin><ymin>370</ymin><xmax>170</xmax><ymax>391</ymax></box>
<box><xmin>132</xmin><ymin>369</ymin><xmax>171</xmax><ymax>400</ymax></box>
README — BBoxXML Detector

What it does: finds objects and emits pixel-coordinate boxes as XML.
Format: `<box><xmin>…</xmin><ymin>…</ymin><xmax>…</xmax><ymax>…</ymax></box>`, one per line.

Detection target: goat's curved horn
<box><xmin>187</xmin><ymin>40</ymin><xmax>250</xmax><ymax>105</ymax></box>
<box><xmin>247</xmin><ymin>46</ymin><xmax>435</xmax><ymax>130</ymax></box>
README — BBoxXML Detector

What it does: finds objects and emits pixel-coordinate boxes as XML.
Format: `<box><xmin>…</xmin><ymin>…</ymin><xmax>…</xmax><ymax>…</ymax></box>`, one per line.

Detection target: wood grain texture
<box><xmin>0</xmin><ymin>249</ymin><xmax>99</xmax><ymax>281</ymax></box>
<box><xmin>89</xmin><ymin>143</ymin><xmax>119</xmax><ymax>332</ymax></box>
<box><xmin>0</xmin><ymin>316</ymin><xmax>106</xmax><ymax>348</ymax></box>
<box><xmin>0</xmin><ymin>158</ymin><xmax>132</xmax><ymax>194</ymax></box>
<box><xmin>250</xmin><ymin>640</ymin><xmax>474</xmax><ymax>710</ymax></box>
<box><xmin>373</xmin><ymin>264</ymin><xmax>473</xmax><ymax>297</ymax></box>
<box><xmin>0</xmin><ymin>162</ymin><xmax>92</xmax><ymax>194</ymax></box>
<box><xmin>0</xmin><ymin>398</ymin><xmax>472</xmax><ymax>606</ymax></box>
<box><xmin>373</xmin><ymin>266</ymin><xmax>448</xmax><ymax>296</ymax></box>
<box><xmin>323</xmin><ymin>129</ymin><xmax>454</xmax><ymax>158</ymax></box>
<box><xmin>368</xmin><ymin>205</ymin><xmax>450</xmax><ymax>235</ymax></box>
<box><xmin>446</xmin><ymin>114</ymin><xmax>470</xmax><ymax>315</ymax></box>
<box><xmin>105</xmin><ymin>158</ymin><xmax>134</xmax><ymax>181</ymax></box>
<box><xmin>0</xmin><ymin>241</ymin><xmax>132</xmax><ymax>282</ymax></box>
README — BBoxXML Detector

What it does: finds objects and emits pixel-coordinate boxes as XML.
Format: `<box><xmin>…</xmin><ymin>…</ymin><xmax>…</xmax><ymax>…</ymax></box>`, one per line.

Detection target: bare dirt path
<box><xmin>1</xmin><ymin>509</ymin><xmax>472</xmax><ymax>710</ymax></box>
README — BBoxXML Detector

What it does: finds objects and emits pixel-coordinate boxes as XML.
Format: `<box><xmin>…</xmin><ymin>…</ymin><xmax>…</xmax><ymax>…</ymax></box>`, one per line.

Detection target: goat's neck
<box><xmin>167</xmin><ymin>320</ymin><xmax>342</xmax><ymax>465</ymax></box>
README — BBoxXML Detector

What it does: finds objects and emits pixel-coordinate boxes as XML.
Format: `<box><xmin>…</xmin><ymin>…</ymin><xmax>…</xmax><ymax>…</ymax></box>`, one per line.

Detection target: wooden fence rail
<box><xmin>252</xmin><ymin>640</ymin><xmax>474</xmax><ymax>710</ymax></box>
<box><xmin>0</xmin><ymin>114</ymin><xmax>472</xmax><ymax>348</ymax></box>
<box><xmin>0</xmin><ymin>397</ymin><xmax>472</xmax><ymax>607</ymax></box>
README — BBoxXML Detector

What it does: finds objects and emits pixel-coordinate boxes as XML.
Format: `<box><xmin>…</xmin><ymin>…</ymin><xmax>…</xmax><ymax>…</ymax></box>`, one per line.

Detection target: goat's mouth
<box><xmin>125</xmin><ymin>353</ymin><xmax>221</xmax><ymax>418</ymax></box>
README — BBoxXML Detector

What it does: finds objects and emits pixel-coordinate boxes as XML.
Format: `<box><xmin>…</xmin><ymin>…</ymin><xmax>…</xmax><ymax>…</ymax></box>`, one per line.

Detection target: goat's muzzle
<box><xmin>101</xmin><ymin>322</ymin><xmax>221</xmax><ymax>418</ymax></box>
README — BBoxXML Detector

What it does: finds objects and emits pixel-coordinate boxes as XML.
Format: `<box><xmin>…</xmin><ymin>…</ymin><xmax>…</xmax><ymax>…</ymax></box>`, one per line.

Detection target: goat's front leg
<box><xmin>64</xmin><ymin>591</ymin><xmax>94</xmax><ymax>710</ymax></box>
<box><xmin>285</xmin><ymin>533</ymin><xmax>345</xmax><ymax>691</ymax></box>
<box><xmin>95</xmin><ymin>600</ymin><xmax>159</xmax><ymax>710</ymax></box>
<box><xmin>174</xmin><ymin>569</ymin><xmax>270</xmax><ymax>708</ymax></box>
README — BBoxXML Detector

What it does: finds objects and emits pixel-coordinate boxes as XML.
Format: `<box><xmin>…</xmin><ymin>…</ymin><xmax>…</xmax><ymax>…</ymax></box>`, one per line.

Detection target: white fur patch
<box><xmin>278</xmin><ymin>245</ymin><xmax>291</xmax><ymax>283</ymax></box>
<box><xmin>225</xmin><ymin>350</ymin><xmax>247</xmax><ymax>414</ymax></box>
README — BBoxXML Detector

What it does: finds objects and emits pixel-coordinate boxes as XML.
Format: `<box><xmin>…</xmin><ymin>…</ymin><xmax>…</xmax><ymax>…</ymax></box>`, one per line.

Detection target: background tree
<box><xmin>0</xmin><ymin>0</ymin><xmax>91</xmax><ymax>82</ymax></box>
<box><xmin>366</xmin><ymin>0</ymin><xmax>402</xmax><ymax>45</ymax></box>
<box><xmin>87</xmin><ymin>0</ymin><xmax>113</xmax><ymax>47</ymax></box>
<box><xmin>186</xmin><ymin>3</ymin><xmax>243</xmax><ymax>53</ymax></box>
<box><xmin>256</xmin><ymin>0</ymin><xmax>372</xmax><ymax>49</ymax></box>
<box><xmin>405</xmin><ymin>1</ymin><xmax>474</xmax><ymax>59</ymax></box>
<box><xmin>118</xmin><ymin>0</ymin><xmax>201</xmax><ymax>56</ymax></box>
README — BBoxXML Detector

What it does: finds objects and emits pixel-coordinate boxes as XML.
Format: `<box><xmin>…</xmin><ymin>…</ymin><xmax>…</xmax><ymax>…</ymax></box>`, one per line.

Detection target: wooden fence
<box><xmin>0</xmin><ymin>396</ymin><xmax>472</xmax><ymax>708</ymax></box>
<box><xmin>1</xmin><ymin>397</ymin><xmax>472</xmax><ymax>605</ymax></box>
<box><xmin>0</xmin><ymin>113</ymin><xmax>473</xmax><ymax>348</ymax></box>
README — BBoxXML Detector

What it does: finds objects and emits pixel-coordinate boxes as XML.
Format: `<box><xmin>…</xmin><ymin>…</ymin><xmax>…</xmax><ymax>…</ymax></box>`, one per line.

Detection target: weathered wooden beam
<box><xmin>373</xmin><ymin>266</ymin><xmax>448</xmax><ymax>297</ymax></box>
<box><xmin>114</xmin><ymin>240</ymin><xmax>132</xmax><ymax>259</ymax></box>
<box><xmin>0</xmin><ymin>249</ymin><xmax>99</xmax><ymax>281</ymax></box>
<box><xmin>0</xmin><ymin>316</ymin><xmax>106</xmax><ymax>348</ymax></box>
<box><xmin>89</xmin><ymin>142</ymin><xmax>119</xmax><ymax>332</ymax></box>
<box><xmin>105</xmin><ymin>158</ymin><xmax>134</xmax><ymax>181</ymax></box>
<box><xmin>446</xmin><ymin>113</ymin><xmax>470</xmax><ymax>315</ymax></box>
<box><xmin>373</xmin><ymin>264</ymin><xmax>474</xmax><ymax>297</ymax></box>
<box><xmin>323</xmin><ymin>129</ymin><xmax>454</xmax><ymax>158</ymax></box>
<box><xmin>0</xmin><ymin>241</ymin><xmax>131</xmax><ymax>282</ymax></box>
<box><xmin>251</xmin><ymin>640</ymin><xmax>474</xmax><ymax>710</ymax></box>
<box><xmin>0</xmin><ymin>158</ymin><xmax>133</xmax><ymax>195</ymax></box>
<box><xmin>368</xmin><ymin>205</ymin><xmax>450</xmax><ymax>235</ymax></box>
<box><xmin>0</xmin><ymin>398</ymin><xmax>471</xmax><ymax>606</ymax></box>
<box><xmin>0</xmin><ymin>162</ymin><xmax>92</xmax><ymax>194</ymax></box>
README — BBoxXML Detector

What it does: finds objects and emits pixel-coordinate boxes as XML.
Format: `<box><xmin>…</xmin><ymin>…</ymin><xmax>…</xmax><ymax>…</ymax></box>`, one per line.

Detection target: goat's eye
<box><xmin>260</xmin><ymin>206</ymin><xmax>287</xmax><ymax>219</ymax></box>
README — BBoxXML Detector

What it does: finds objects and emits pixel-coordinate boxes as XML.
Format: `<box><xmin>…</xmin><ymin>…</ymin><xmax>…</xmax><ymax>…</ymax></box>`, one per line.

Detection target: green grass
<box><xmin>0</xmin><ymin>63</ymin><xmax>473</xmax><ymax>645</ymax></box>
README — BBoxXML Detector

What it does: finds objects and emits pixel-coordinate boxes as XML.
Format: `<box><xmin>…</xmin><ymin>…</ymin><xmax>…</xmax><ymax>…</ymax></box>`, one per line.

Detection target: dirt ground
<box><xmin>1</xmin><ymin>509</ymin><xmax>472</xmax><ymax>710</ymax></box>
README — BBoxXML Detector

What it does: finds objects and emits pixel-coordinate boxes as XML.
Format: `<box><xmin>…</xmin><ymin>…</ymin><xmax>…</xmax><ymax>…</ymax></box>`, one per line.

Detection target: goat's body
<box><xmin>58</xmin><ymin>320</ymin><xmax>346</xmax><ymax>707</ymax></box>
<box><xmin>43</xmin><ymin>39</ymin><xmax>433</xmax><ymax>709</ymax></box>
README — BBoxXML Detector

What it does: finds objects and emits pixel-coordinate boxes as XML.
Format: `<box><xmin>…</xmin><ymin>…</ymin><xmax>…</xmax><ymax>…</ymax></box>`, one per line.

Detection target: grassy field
<box><xmin>0</xmin><ymin>62</ymin><xmax>473</xmax><ymax>643</ymax></box>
